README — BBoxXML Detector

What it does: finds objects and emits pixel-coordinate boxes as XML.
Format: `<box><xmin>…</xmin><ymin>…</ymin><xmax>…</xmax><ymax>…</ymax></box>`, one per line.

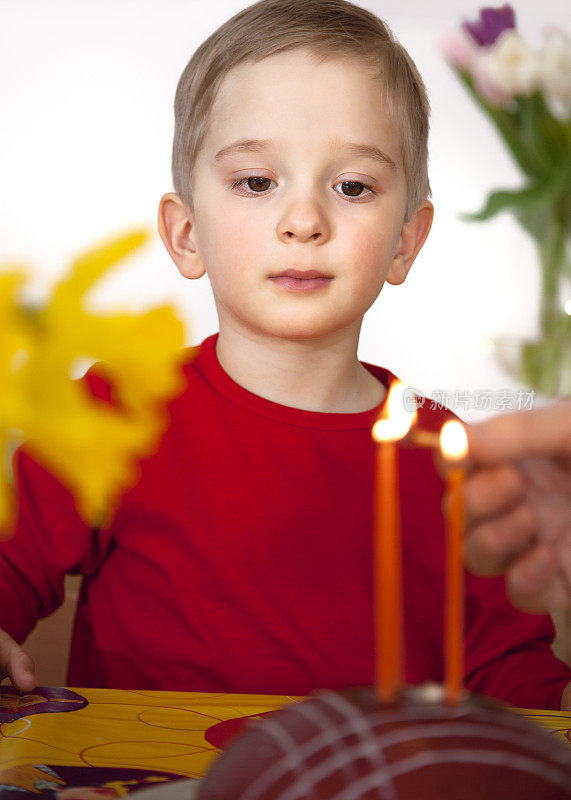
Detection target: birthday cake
<box><xmin>196</xmin><ymin>684</ymin><xmax>571</xmax><ymax>799</ymax></box>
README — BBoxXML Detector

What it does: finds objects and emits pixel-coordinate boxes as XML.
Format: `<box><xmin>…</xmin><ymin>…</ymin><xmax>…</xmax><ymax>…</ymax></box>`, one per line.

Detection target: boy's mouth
<box><xmin>269</xmin><ymin>269</ymin><xmax>333</xmax><ymax>292</ymax></box>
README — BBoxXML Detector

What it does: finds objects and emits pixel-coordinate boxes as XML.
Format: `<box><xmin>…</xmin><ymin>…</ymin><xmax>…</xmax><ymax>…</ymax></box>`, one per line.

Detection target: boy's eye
<box><xmin>231</xmin><ymin>176</ymin><xmax>275</xmax><ymax>194</ymax></box>
<box><xmin>333</xmin><ymin>180</ymin><xmax>375</xmax><ymax>199</ymax></box>
<box><xmin>245</xmin><ymin>177</ymin><xmax>272</xmax><ymax>192</ymax></box>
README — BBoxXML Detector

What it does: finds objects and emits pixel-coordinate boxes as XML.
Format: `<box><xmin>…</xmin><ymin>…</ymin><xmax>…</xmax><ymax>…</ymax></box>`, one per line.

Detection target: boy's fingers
<box><xmin>463</xmin><ymin>502</ymin><xmax>537</xmax><ymax>577</ymax></box>
<box><xmin>0</xmin><ymin>629</ymin><xmax>36</xmax><ymax>692</ymax></box>
<box><xmin>505</xmin><ymin>543</ymin><xmax>563</xmax><ymax>613</ymax></box>
<box><xmin>10</xmin><ymin>651</ymin><xmax>37</xmax><ymax>693</ymax></box>
<box><xmin>467</xmin><ymin>401</ymin><xmax>571</xmax><ymax>466</ymax></box>
<box><xmin>463</xmin><ymin>463</ymin><xmax>526</xmax><ymax>522</ymax></box>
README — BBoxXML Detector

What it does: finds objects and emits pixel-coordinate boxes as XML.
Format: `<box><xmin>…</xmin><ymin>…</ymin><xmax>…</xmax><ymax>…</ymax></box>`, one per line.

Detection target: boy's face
<box><xmin>173</xmin><ymin>49</ymin><xmax>428</xmax><ymax>343</ymax></box>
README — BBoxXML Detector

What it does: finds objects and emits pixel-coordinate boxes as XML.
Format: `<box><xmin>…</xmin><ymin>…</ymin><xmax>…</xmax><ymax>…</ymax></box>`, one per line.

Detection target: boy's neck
<box><xmin>214</xmin><ymin>325</ymin><xmax>386</xmax><ymax>414</ymax></box>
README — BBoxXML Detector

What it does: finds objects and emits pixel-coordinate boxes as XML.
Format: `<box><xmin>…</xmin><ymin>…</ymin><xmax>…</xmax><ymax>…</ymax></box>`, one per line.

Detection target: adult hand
<box><xmin>0</xmin><ymin>628</ymin><xmax>36</xmax><ymax>691</ymax></box>
<box><xmin>462</xmin><ymin>401</ymin><xmax>571</xmax><ymax>613</ymax></box>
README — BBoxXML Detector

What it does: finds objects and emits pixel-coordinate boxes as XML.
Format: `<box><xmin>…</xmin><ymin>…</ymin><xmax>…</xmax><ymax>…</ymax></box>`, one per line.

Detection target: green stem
<box><xmin>518</xmin><ymin>203</ymin><xmax>570</xmax><ymax>396</ymax></box>
<box><xmin>537</xmin><ymin>209</ymin><xmax>566</xmax><ymax>339</ymax></box>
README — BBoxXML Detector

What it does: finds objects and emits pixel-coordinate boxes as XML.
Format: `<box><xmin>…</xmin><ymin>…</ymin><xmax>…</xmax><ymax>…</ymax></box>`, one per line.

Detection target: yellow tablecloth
<box><xmin>0</xmin><ymin>687</ymin><xmax>569</xmax><ymax>794</ymax></box>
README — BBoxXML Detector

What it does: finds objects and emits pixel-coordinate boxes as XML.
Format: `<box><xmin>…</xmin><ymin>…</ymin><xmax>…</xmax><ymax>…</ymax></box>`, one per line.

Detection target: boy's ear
<box><xmin>158</xmin><ymin>193</ymin><xmax>206</xmax><ymax>280</ymax></box>
<box><xmin>386</xmin><ymin>201</ymin><xmax>434</xmax><ymax>286</ymax></box>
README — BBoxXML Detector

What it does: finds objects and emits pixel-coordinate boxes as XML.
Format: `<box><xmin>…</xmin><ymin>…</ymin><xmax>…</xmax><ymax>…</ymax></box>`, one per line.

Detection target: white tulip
<box><xmin>471</xmin><ymin>50</ymin><xmax>512</xmax><ymax>106</ymax></box>
<box><xmin>486</xmin><ymin>30</ymin><xmax>540</xmax><ymax>97</ymax></box>
<box><xmin>538</xmin><ymin>29</ymin><xmax>571</xmax><ymax>106</ymax></box>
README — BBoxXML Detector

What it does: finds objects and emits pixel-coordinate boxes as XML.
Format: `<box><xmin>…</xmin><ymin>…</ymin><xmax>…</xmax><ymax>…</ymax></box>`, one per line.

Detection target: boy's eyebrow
<box><xmin>213</xmin><ymin>138</ymin><xmax>396</xmax><ymax>169</ymax></box>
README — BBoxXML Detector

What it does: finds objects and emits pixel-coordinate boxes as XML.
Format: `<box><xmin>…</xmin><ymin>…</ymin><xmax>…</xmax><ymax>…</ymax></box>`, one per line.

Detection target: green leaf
<box><xmin>517</xmin><ymin>93</ymin><xmax>570</xmax><ymax>175</ymax></box>
<box><xmin>462</xmin><ymin>170</ymin><xmax>568</xmax><ymax>222</ymax></box>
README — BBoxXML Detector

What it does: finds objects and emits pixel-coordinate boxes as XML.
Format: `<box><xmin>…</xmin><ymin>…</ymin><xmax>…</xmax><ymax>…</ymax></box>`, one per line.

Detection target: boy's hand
<box><xmin>561</xmin><ymin>682</ymin><xmax>571</xmax><ymax>711</ymax></box>
<box><xmin>0</xmin><ymin>629</ymin><xmax>36</xmax><ymax>692</ymax></box>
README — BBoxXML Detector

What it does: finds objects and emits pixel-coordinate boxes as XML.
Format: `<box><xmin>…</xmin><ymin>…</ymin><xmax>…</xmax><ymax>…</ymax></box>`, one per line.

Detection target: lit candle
<box><xmin>371</xmin><ymin>381</ymin><xmax>415</xmax><ymax>702</ymax></box>
<box><xmin>439</xmin><ymin>420</ymin><xmax>469</xmax><ymax>704</ymax></box>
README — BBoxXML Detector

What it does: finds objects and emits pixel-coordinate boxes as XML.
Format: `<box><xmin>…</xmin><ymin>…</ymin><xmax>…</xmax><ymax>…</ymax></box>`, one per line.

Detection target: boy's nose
<box><xmin>276</xmin><ymin>199</ymin><xmax>331</xmax><ymax>244</ymax></box>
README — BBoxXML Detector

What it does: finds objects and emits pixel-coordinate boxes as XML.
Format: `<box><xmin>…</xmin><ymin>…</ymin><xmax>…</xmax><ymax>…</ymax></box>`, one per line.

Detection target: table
<box><xmin>0</xmin><ymin>686</ymin><xmax>570</xmax><ymax>796</ymax></box>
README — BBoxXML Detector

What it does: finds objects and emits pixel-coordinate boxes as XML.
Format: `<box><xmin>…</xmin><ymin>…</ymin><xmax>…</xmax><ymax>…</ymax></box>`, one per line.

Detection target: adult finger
<box><xmin>464</xmin><ymin>502</ymin><xmax>537</xmax><ymax>577</ymax></box>
<box><xmin>0</xmin><ymin>629</ymin><xmax>36</xmax><ymax>692</ymax></box>
<box><xmin>505</xmin><ymin>543</ymin><xmax>563</xmax><ymax>613</ymax></box>
<box><xmin>467</xmin><ymin>401</ymin><xmax>571</xmax><ymax>466</ymax></box>
<box><xmin>463</xmin><ymin>463</ymin><xmax>526</xmax><ymax>523</ymax></box>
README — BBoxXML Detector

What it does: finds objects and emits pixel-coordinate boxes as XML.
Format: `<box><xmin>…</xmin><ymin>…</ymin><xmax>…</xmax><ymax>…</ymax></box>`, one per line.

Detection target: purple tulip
<box><xmin>463</xmin><ymin>5</ymin><xmax>516</xmax><ymax>47</ymax></box>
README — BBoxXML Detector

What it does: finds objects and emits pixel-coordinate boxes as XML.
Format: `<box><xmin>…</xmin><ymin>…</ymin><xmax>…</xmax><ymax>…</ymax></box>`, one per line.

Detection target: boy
<box><xmin>1</xmin><ymin>0</ymin><xmax>570</xmax><ymax>710</ymax></box>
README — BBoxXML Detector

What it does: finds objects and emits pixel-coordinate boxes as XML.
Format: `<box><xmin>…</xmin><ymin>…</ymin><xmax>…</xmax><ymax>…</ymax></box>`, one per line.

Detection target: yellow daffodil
<box><xmin>0</xmin><ymin>230</ymin><xmax>186</xmax><ymax>536</ymax></box>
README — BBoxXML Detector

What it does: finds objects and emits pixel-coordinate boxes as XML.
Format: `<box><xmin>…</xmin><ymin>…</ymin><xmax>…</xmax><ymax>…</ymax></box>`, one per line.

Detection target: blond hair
<box><xmin>172</xmin><ymin>0</ymin><xmax>431</xmax><ymax>220</ymax></box>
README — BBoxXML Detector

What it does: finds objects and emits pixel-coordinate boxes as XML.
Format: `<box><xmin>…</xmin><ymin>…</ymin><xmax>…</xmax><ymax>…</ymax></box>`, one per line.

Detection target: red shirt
<box><xmin>2</xmin><ymin>334</ymin><xmax>570</xmax><ymax>708</ymax></box>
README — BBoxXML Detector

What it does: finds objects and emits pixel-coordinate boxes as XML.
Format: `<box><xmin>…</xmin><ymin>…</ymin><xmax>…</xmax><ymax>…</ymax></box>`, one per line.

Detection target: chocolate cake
<box><xmin>197</xmin><ymin>685</ymin><xmax>571</xmax><ymax>799</ymax></box>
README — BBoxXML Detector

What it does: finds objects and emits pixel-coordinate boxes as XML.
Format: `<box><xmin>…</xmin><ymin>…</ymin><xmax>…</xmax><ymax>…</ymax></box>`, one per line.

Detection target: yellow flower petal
<box><xmin>50</xmin><ymin>229</ymin><xmax>149</xmax><ymax>310</ymax></box>
<box><xmin>0</xmin><ymin>231</ymin><xmax>188</xmax><ymax>532</ymax></box>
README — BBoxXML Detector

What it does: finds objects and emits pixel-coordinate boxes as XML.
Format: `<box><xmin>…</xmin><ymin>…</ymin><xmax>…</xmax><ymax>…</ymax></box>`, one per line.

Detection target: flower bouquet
<box><xmin>442</xmin><ymin>5</ymin><xmax>571</xmax><ymax>395</ymax></box>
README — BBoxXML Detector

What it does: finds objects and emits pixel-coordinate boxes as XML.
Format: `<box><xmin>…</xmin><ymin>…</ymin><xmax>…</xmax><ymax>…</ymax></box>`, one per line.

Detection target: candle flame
<box><xmin>440</xmin><ymin>420</ymin><xmax>468</xmax><ymax>460</ymax></box>
<box><xmin>372</xmin><ymin>381</ymin><xmax>416</xmax><ymax>442</ymax></box>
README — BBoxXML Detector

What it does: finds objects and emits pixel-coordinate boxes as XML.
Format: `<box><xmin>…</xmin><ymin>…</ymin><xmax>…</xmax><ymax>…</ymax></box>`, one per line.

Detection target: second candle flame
<box><xmin>439</xmin><ymin>420</ymin><xmax>468</xmax><ymax>461</ymax></box>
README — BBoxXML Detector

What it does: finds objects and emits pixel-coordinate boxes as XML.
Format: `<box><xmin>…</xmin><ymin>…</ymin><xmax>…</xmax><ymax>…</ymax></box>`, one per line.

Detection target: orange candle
<box><xmin>371</xmin><ymin>381</ymin><xmax>415</xmax><ymax>703</ymax></box>
<box><xmin>374</xmin><ymin>439</ymin><xmax>403</xmax><ymax>702</ymax></box>
<box><xmin>440</xmin><ymin>421</ymin><xmax>468</xmax><ymax>704</ymax></box>
<box><xmin>445</xmin><ymin>466</ymin><xmax>465</xmax><ymax>703</ymax></box>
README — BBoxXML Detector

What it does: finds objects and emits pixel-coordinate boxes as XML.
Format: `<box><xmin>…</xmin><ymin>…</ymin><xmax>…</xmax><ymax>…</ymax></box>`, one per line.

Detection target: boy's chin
<box><xmin>260</xmin><ymin>318</ymin><xmax>358</xmax><ymax>342</ymax></box>
<box><xmin>247</xmin><ymin>307</ymin><xmax>364</xmax><ymax>343</ymax></box>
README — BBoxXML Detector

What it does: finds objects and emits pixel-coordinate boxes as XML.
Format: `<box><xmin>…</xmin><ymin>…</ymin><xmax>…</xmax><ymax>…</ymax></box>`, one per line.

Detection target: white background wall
<box><xmin>1</xmin><ymin>0</ymin><xmax>567</xmax><ymax>420</ymax></box>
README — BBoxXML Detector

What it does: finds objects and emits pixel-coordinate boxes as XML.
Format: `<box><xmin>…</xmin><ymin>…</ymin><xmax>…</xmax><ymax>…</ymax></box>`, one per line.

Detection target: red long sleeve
<box><xmin>0</xmin><ymin>333</ymin><xmax>569</xmax><ymax>708</ymax></box>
